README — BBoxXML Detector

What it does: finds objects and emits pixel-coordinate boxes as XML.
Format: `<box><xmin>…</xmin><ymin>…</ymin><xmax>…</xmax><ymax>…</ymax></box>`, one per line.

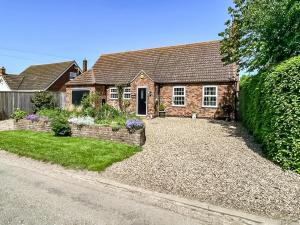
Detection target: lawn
<box><xmin>0</xmin><ymin>130</ymin><xmax>141</xmax><ymax>171</ymax></box>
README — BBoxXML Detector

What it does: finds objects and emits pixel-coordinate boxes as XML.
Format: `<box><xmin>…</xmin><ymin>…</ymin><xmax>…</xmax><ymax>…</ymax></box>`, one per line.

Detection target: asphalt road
<box><xmin>0</xmin><ymin>151</ymin><xmax>283</xmax><ymax>225</ymax></box>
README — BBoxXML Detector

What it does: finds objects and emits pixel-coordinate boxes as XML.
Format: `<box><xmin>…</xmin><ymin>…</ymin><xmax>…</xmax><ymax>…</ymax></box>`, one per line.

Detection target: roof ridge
<box><xmin>26</xmin><ymin>60</ymin><xmax>74</xmax><ymax>68</ymax></box>
<box><xmin>101</xmin><ymin>40</ymin><xmax>220</xmax><ymax>56</ymax></box>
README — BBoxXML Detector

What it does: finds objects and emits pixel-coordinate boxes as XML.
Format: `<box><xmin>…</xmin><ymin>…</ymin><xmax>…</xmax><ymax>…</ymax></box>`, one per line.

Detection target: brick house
<box><xmin>66</xmin><ymin>41</ymin><xmax>238</xmax><ymax>118</ymax></box>
<box><xmin>0</xmin><ymin>61</ymin><xmax>82</xmax><ymax>92</ymax></box>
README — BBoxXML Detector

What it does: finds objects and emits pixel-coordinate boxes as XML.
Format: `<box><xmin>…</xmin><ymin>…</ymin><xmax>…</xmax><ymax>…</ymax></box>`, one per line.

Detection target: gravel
<box><xmin>101</xmin><ymin>117</ymin><xmax>300</xmax><ymax>220</ymax></box>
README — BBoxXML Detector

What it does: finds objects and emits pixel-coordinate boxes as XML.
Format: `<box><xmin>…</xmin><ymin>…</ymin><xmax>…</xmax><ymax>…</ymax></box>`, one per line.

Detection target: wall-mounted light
<box><xmin>148</xmin><ymin>91</ymin><xmax>152</xmax><ymax>96</ymax></box>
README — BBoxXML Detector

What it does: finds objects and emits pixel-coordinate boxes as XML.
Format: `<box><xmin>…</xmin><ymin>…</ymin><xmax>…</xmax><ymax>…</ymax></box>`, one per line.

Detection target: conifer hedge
<box><xmin>240</xmin><ymin>56</ymin><xmax>300</xmax><ymax>173</ymax></box>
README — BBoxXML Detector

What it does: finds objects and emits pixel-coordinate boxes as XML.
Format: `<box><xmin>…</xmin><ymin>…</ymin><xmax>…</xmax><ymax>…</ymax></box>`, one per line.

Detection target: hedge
<box><xmin>240</xmin><ymin>56</ymin><xmax>300</xmax><ymax>173</ymax></box>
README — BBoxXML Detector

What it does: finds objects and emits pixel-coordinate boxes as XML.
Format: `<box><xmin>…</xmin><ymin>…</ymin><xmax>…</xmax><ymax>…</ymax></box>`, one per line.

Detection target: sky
<box><xmin>0</xmin><ymin>0</ymin><xmax>232</xmax><ymax>74</ymax></box>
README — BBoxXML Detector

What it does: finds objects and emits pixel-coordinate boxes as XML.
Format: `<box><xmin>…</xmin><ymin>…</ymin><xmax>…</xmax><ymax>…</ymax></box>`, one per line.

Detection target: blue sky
<box><xmin>0</xmin><ymin>0</ymin><xmax>232</xmax><ymax>74</ymax></box>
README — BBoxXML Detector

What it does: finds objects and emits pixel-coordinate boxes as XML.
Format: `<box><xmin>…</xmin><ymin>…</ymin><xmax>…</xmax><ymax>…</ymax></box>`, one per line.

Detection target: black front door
<box><xmin>137</xmin><ymin>88</ymin><xmax>147</xmax><ymax>115</ymax></box>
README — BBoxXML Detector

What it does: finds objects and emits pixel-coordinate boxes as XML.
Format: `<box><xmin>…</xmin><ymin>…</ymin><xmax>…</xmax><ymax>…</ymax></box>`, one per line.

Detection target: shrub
<box><xmin>125</xmin><ymin>119</ymin><xmax>144</xmax><ymax>133</ymax></box>
<box><xmin>68</xmin><ymin>116</ymin><xmax>95</xmax><ymax>126</ymax></box>
<box><xmin>31</xmin><ymin>92</ymin><xmax>56</xmax><ymax>112</ymax></box>
<box><xmin>159</xmin><ymin>103</ymin><xmax>165</xmax><ymax>111</ymax></box>
<box><xmin>25</xmin><ymin>114</ymin><xmax>39</xmax><ymax>122</ymax></box>
<box><xmin>37</xmin><ymin>108</ymin><xmax>70</xmax><ymax>120</ymax></box>
<box><xmin>51</xmin><ymin>115</ymin><xmax>71</xmax><ymax>136</ymax></box>
<box><xmin>240</xmin><ymin>56</ymin><xmax>300</xmax><ymax>173</ymax></box>
<box><xmin>10</xmin><ymin>108</ymin><xmax>27</xmax><ymax>121</ymax></box>
<box><xmin>96</xmin><ymin>103</ymin><xmax>122</xmax><ymax>120</ymax></box>
<box><xmin>81</xmin><ymin>92</ymin><xmax>101</xmax><ymax>117</ymax></box>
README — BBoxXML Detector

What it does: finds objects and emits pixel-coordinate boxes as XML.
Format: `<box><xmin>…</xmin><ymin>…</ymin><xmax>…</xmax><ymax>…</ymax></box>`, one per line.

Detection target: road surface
<box><xmin>0</xmin><ymin>151</ymin><xmax>283</xmax><ymax>225</ymax></box>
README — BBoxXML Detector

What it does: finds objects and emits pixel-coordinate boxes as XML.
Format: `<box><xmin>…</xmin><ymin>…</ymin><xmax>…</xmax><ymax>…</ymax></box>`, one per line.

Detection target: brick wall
<box><xmin>48</xmin><ymin>64</ymin><xmax>80</xmax><ymax>92</ymax></box>
<box><xmin>65</xmin><ymin>84</ymin><xmax>106</xmax><ymax>109</ymax></box>
<box><xmin>160</xmin><ymin>83</ymin><xmax>235</xmax><ymax>118</ymax></box>
<box><xmin>14</xmin><ymin>119</ymin><xmax>145</xmax><ymax>146</ymax></box>
<box><xmin>106</xmin><ymin>72</ymin><xmax>157</xmax><ymax>117</ymax></box>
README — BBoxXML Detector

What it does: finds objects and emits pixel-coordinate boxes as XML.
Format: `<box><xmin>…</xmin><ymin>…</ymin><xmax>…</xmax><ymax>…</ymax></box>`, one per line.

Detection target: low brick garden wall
<box><xmin>14</xmin><ymin>119</ymin><xmax>146</xmax><ymax>146</ymax></box>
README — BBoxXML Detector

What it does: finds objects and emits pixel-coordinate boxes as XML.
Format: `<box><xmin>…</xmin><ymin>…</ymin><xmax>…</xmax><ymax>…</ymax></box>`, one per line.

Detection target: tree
<box><xmin>219</xmin><ymin>0</ymin><xmax>300</xmax><ymax>72</ymax></box>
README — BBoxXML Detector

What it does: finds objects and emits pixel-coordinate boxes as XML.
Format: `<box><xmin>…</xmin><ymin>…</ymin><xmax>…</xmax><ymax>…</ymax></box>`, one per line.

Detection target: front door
<box><xmin>137</xmin><ymin>87</ymin><xmax>147</xmax><ymax>115</ymax></box>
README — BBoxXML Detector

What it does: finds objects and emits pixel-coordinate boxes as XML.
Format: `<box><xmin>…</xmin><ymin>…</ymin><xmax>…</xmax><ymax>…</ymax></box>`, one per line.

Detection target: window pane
<box><xmin>173</xmin><ymin>96</ymin><xmax>185</xmax><ymax>105</ymax></box>
<box><xmin>174</xmin><ymin>88</ymin><xmax>184</xmax><ymax>96</ymax></box>
<box><xmin>72</xmin><ymin>90</ymin><xmax>89</xmax><ymax>105</ymax></box>
<box><xmin>110</xmin><ymin>88</ymin><xmax>118</xmax><ymax>99</ymax></box>
<box><xmin>204</xmin><ymin>87</ymin><xmax>216</xmax><ymax>95</ymax></box>
<box><xmin>203</xmin><ymin>96</ymin><xmax>216</xmax><ymax>106</ymax></box>
<box><xmin>123</xmin><ymin>87</ymin><xmax>131</xmax><ymax>99</ymax></box>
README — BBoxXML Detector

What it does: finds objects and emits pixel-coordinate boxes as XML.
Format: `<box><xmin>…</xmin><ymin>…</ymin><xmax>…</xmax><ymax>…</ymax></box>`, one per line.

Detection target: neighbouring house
<box><xmin>66</xmin><ymin>41</ymin><xmax>238</xmax><ymax>118</ymax></box>
<box><xmin>0</xmin><ymin>61</ymin><xmax>82</xmax><ymax>92</ymax></box>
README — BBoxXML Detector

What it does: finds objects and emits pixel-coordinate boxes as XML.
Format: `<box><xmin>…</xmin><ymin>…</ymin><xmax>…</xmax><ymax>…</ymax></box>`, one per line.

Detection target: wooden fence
<box><xmin>0</xmin><ymin>91</ymin><xmax>65</xmax><ymax>120</ymax></box>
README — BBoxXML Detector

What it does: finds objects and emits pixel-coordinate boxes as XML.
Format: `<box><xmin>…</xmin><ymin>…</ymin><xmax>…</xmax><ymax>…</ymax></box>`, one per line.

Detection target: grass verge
<box><xmin>0</xmin><ymin>130</ymin><xmax>140</xmax><ymax>171</ymax></box>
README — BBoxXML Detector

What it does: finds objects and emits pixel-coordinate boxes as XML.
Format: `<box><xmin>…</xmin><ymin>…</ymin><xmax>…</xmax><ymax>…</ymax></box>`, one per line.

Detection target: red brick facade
<box><xmin>48</xmin><ymin>64</ymin><xmax>80</xmax><ymax>92</ymax></box>
<box><xmin>66</xmin><ymin>71</ymin><xmax>235</xmax><ymax>118</ymax></box>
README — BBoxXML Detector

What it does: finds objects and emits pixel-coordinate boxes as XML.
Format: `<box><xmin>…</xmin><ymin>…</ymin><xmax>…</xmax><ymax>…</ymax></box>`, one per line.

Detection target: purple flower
<box><xmin>26</xmin><ymin>114</ymin><xmax>39</xmax><ymax>122</ymax></box>
<box><xmin>126</xmin><ymin>119</ymin><xmax>144</xmax><ymax>132</ymax></box>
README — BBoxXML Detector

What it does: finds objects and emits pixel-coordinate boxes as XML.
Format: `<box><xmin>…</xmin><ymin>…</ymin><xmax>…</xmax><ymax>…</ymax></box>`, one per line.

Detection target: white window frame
<box><xmin>123</xmin><ymin>87</ymin><xmax>131</xmax><ymax>100</ymax></box>
<box><xmin>172</xmin><ymin>86</ymin><xmax>186</xmax><ymax>107</ymax></box>
<box><xmin>202</xmin><ymin>85</ymin><xmax>218</xmax><ymax>108</ymax></box>
<box><xmin>110</xmin><ymin>87</ymin><xmax>118</xmax><ymax>100</ymax></box>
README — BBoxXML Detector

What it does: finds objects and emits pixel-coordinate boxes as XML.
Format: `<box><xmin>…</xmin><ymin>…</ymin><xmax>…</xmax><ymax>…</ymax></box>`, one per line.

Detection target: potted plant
<box><xmin>191</xmin><ymin>112</ymin><xmax>197</xmax><ymax>120</ymax></box>
<box><xmin>221</xmin><ymin>104</ymin><xmax>233</xmax><ymax>121</ymax></box>
<box><xmin>159</xmin><ymin>103</ymin><xmax>166</xmax><ymax>118</ymax></box>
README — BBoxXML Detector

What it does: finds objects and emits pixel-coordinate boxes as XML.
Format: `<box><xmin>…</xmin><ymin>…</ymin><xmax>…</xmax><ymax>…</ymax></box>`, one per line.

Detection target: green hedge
<box><xmin>240</xmin><ymin>56</ymin><xmax>300</xmax><ymax>173</ymax></box>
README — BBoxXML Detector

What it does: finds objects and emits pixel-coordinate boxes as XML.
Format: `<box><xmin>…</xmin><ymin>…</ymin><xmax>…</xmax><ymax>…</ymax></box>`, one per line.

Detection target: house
<box><xmin>0</xmin><ymin>61</ymin><xmax>82</xmax><ymax>92</ymax></box>
<box><xmin>66</xmin><ymin>41</ymin><xmax>238</xmax><ymax>118</ymax></box>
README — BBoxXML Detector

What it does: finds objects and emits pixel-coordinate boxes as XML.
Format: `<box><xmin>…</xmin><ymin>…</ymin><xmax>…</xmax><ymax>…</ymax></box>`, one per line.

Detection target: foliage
<box><xmin>81</xmin><ymin>92</ymin><xmax>101</xmax><ymax>117</ymax></box>
<box><xmin>116</xmin><ymin>84</ymin><xmax>126</xmax><ymax>112</ymax></box>
<box><xmin>10</xmin><ymin>108</ymin><xmax>27</xmax><ymax>121</ymax></box>
<box><xmin>0</xmin><ymin>130</ymin><xmax>140</xmax><ymax>171</ymax></box>
<box><xmin>219</xmin><ymin>0</ymin><xmax>300</xmax><ymax>72</ymax></box>
<box><xmin>37</xmin><ymin>108</ymin><xmax>71</xmax><ymax>120</ymax></box>
<box><xmin>31</xmin><ymin>92</ymin><xmax>56</xmax><ymax>112</ymax></box>
<box><xmin>51</xmin><ymin>115</ymin><xmax>71</xmax><ymax>136</ymax></box>
<box><xmin>125</xmin><ymin>119</ymin><xmax>144</xmax><ymax>133</ymax></box>
<box><xmin>25</xmin><ymin>114</ymin><xmax>39</xmax><ymax>122</ymax></box>
<box><xmin>68</xmin><ymin>116</ymin><xmax>95</xmax><ymax>126</ymax></box>
<box><xmin>159</xmin><ymin>103</ymin><xmax>166</xmax><ymax>111</ymax></box>
<box><xmin>240</xmin><ymin>56</ymin><xmax>300</xmax><ymax>173</ymax></box>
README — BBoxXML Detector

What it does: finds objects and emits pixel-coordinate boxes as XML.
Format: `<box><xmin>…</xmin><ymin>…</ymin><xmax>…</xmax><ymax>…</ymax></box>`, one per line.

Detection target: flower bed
<box><xmin>14</xmin><ymin>119</ymin><xmax>146</xmax><ymax>146</ymax></box>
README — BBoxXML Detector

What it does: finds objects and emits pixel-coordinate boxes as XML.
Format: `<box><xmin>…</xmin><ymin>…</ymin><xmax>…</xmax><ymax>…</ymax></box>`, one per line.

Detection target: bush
<box><xmin>51</xmin><ymin>115</ymin><xmax>71</xmax><ymax>136</ymax></box>
<box><xmin>31</xmin><ymin>92</ymin><xmax>56</xmax><ymax>112</ymax></box>
<box><xmin>81</xmin><ymin>92</ymin><xmax>101</xmax><ymax>117</ymax></box>
<box><xmin>10</xmin><ymin>108</ymin><xmax>27</xmax><ymax>121</ymax></box>
<box><xmin>37</xmin><ymin>108</ymin><xmax>70</xmax><ymax>120</ymax></box>
<box><xmin>240</xmin><ymin>56</ymin><xmax>300</xmax><ymax>173</ymax></box>
<box><xmin>68</xmin><ymin>116</ymin><xmax>95</xmax><ymax>126</ymax></box>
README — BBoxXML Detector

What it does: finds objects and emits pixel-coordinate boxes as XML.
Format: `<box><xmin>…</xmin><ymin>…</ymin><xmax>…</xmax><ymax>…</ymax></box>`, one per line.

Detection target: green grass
<box><xmin>0</xmin><ymin>130</ymin><xmax>140</xmax><ymax>171</ymax></box>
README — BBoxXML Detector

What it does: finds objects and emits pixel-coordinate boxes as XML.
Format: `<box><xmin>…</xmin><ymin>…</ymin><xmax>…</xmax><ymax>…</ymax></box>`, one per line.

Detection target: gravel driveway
<box><xmin>101</xmin><ymin>118</ymin><xmax>300</xmax><ymax>221</ymax></box>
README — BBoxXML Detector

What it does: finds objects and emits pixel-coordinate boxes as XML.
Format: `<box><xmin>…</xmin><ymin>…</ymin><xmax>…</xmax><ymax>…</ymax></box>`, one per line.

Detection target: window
<box><xmin>172</xmin><ymin>86</ymin><xmax>185</xmax><ymax>106</ymax></box>
<box><xmin>203</xmin><ymin>86</ymin><xmax>217</xmax><ymax>107</ymax></box>
<box><xmin>69</xmin><ymin>72</ymin><xmax>77</xmax><ymax>80</ymax></box>
<box><xmin>123</xmin><ymin>87</ymin><xmax>131</xmax><ymax>99</ymax></box>
<box><xmin>72</xmin><ymin>90</ymin><xmax>90</xmax><ymax>106</ymax></box>
<box><xmin>110</xmin><ymin>87</ymin><xmax>118</xmax><ymax>99</ymax></box>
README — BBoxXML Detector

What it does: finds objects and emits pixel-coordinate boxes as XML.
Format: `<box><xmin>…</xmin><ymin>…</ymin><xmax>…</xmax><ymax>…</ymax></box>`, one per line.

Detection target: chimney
<box><xmin>83</xmin><ymin>58</ymin><xmax>87</xmax><ymax>72</ymax></box>
<box><xmin>0</xmin><ymin>66</ymin><xmax>6</xmax><ymax>75</ymax></box>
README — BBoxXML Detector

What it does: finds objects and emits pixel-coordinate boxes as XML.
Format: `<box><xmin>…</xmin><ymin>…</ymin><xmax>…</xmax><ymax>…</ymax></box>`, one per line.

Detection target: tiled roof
<box><xmin>17</xmin><ymin>61</ymin><xmax>75</xmax><ymax>90</ymax></box>
<box><xmin>2</xmin><ymin>75</ymin><xmax>23</xmax><ymax>90</ymax></box>
<box><xmin>66</xmin><ymin>69</ymin><xmax>95</xmax><ymax>86</ymax></box>
<box><xmin>67</xmin><ymin>41</ymin><xmax>237</xmax><ymax>86</ymax></box>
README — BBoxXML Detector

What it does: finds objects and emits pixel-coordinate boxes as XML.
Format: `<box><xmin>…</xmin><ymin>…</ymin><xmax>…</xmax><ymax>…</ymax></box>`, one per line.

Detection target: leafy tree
<box><xmin>219</xmin><ymin>0</ymin><xmax>300</xmax><ymax>72</ymax></box>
